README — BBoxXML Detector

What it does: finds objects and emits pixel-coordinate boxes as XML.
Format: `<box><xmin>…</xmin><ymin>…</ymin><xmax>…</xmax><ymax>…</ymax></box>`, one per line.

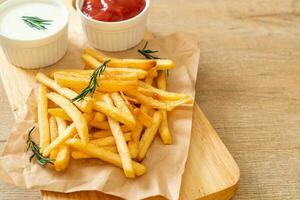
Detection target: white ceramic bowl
<box><xmin>0</xmin><ymin>0</ymin><xmax>69</xmax><ymax>69</ymax></box>
<box><xmin>76</xmin><ymin>0</ymin><xmax>149</xmax><ymax>52</ymax></box>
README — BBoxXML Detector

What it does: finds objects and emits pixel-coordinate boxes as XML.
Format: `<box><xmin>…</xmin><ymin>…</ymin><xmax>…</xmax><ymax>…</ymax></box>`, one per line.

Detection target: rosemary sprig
<box><xmin>22</xmin><ymin>16</ymin><xmax>52</xmax><ymax>30</ymax></box>
<box><xmin>26</xmin><ymin>127</ymin><xmax>53</xmax><ymax>166</ymax></box>
<box><xmin>138</xmin><ymin>42</ymin><xmax>169</xmax><ymax>75</ymax></box>
<box><xmin>138</xmin><ymin>42</ymin><xmax>161</xmax><ymax>59</ymax></box>
<box><xmin>72</xmin><ymin>60</ymin><xmax>110</xmax><ymax>102</ymax></box>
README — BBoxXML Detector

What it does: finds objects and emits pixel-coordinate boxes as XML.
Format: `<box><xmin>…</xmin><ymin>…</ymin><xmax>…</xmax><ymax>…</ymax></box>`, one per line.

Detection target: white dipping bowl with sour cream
<box><xmin>0</xmin><ymin>0</ymin><xmax>69</xmax><ymax>69</ymax></box>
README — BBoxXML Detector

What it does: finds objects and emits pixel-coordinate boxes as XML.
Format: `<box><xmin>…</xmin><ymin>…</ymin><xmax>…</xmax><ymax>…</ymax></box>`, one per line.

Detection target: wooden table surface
<box><xmin>1</xmin><ymin>0</ymin><xmax>300</xmax><ymax>199</ymax></box>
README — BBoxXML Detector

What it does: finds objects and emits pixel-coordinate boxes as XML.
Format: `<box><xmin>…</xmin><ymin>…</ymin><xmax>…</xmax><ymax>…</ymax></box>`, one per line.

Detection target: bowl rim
<box><xmin>76</xmin><ymin>0</ymin><xmax>150</xmax><ymax>26</ymax></box>
<box><xmin>0</xmin><ymin>0</ymin><xmax>69</xmax><ymax>43</ymax></box>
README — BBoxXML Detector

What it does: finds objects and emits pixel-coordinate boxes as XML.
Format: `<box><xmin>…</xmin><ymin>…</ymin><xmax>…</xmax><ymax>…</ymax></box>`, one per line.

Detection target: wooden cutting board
<box><xmin>0</xmin><ymin>1</ymin><xmax>239</xmax><ymax>199</ymax></box>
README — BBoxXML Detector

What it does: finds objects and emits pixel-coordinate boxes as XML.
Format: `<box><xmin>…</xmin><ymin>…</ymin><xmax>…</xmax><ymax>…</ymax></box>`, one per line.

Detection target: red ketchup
<box><xmin>81</xmin><ymin>0</ymin><xmax>146</xmax><ymax>22</ymax></box>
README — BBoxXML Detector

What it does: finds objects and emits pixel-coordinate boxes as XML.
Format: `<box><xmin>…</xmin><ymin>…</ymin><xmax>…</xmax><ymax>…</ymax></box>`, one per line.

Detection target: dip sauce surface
<box><xmin>0</xmin><ymin>1</ymin><xmax>67</xmax><ymax>40</ymax></box>
<box><xmin>81</xmin><ymin>0</ymin><xmax>146</xmax><ymax>22</ymax></box>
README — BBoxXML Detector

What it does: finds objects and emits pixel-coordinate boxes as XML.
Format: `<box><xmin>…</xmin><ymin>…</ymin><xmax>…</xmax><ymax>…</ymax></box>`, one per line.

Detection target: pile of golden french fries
<box><xmin>35</xmin><ymin>47</ymin><xmax>192</xmax><ymax>178</ymax></box>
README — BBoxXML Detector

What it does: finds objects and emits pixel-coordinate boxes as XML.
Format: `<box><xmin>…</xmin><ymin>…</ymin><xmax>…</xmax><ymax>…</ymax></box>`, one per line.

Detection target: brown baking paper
<box><xmin>0</xmin><ymin>32</ymin><xmax>200</xmax><ymax>200</ymax></box>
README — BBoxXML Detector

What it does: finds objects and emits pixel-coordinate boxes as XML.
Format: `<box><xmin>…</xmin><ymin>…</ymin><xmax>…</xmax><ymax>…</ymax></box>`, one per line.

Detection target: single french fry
<box><xmin>48</xmin><ymin>108</ymin><xmax>72</xmax><ymax>121</ymax></box>
<box><xmin>43</xmin><ymin>123</ymin><xmax>77</xmax><ymax>157</ymax></box>
<box><xmin>93</xmin><ymin>112</ymin><xmax>106</xmax><ymax>123</ymax></box>
<box><xmin>56</xmin><ymin>117</ymin><xmax>67</xmax><ymax>136</ymax></box>
<box><xmin>90</xmin><ymin>132</ymin><xmax>131</xmax><ymax>146</ymax></box>
<box><xmin>37</xmin><ymin>84</ymin><xmax>50</xmax><ymax>152</ymax></box>
<box><xmin>147</xmin><ymin>67</ymin><xmax>158</xmax><ymax>78</ymax></box>
<box><xmin>93</xmin><ymin>100</ymin><xmax>136</xmax><ymax>128</ymax></box>
<box><xmin>84</xmin><ymin>48</ymin><xmax>156</xmax><ymax>69</ymax></box>
<box><xmin>128</xmin><ymin>122</ymin><xmax>143</xmax><ymax>159</ymax></box>
<box><xmin>156</xmin><ymin>71</ymin><xmax>172</xmax><ymax>144</ymax></box>
<box><xmin>103</xmin><ymin>94</ymin><xmax>135</xmax><ymax>178</ymax></box>
<box><xmin>159</xmin><ymin>111</ymin><xmax>172</xmax><ymax>144</ymax></box>
<box><xmin>138</xmin><ymin>81</ymin><xmax>190</xmax><ymax>101</ymax></box>
<box><xmin>125</xmin><ymin>90</ymin><xmax>172</xmax><ymax>111</ymax></box>
<box><xmin>53</xmin><ymin>73</ymin><xmax>138</xmax><ymax>92</ymax></box>
<box><xmin>110</xmin><ymin>92</ymin><xmax>135</xmax><ymax>126</ymax></box>
<box><xmin>52</xmin><ymin>68</ymin><xmax>148</xmax><ymax>78</ymax></box>
<box><xmin>156</xmin><ymin>59</ymin><xmax>175</xmax><ymax>70</ymax></box>
<box><xmin>71</xmin><ymin>146</ymin><xmax>118</xmax><ymax>159</ymax></box>
<box><xmin>134</xmin><ymin>108</ymin><xmax>153</xmax><ymax>128</ymax></box>
<box><xmin>138</xmin><ymin>111</ymin><xmax>163</xmax><ymax>161</ymax></box>
<box><xmin>36</xmin><ymin>72</ymin><xmax>93</xmax><ymax>113</ymax></box>
<box><xmin>47</xmin><ymin>92</ymin><xmax>89</xmax><ymax>144</ymax></box>
<box><xmin>90</xmin><ymin>130</ymin><xmax>112</xmax><ymax>139</ymax></box>
<box><xmin>53</xmin><ymin>117</ymin><xmax>70</xmax><ymax>171</ymax></box>
<box><xmin>54</xmin><ymin>146</ymin><xmax>71</xmax><ymax>171</ymax></box>
<box><xmin>157</xmin><ymin>71</ymin><xmax>167</xmax><ymax>90</ymax></box>
<box><xmin>145</xmin><ymin>76</ymin><xmax>153</xmax><ymax>85</ymax></box>
<box><xmin>66</xmin><ymin>139</ymin><xmax>146</xmax><ymax>176</ymax></box>
<box><xmin>89</xmin><ymin>120</ymin><xmax>110</xmax><ymax>129</ymax></box>
<box><xmin>49</xmin><ymin>116</ymin><xmax>59</xmax><ymax>160</ymax></box>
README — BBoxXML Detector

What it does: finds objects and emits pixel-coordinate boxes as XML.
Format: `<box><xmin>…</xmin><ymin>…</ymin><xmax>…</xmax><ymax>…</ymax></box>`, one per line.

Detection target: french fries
<box><xmin>48</xmin><ymin>108</ymin><xmax>72</xmax><ymax>121</ymax></box>
<box><xmin>37</xmin><ymin>84</ymin><xmax>50</xmax><ymax>152</ymax></box>
<box><xmin>49</xmin><ymin>116</ymin><xmax>59</xmax><ymax>160</ymax></box>
<box><xmin>157</xmin><ymin>71</ymin><xmax>172</xmax><ymax>144</ymax></box>
<box><xmin>47</xmin><ymin>92</ymin><xmax>89</xmax><ymax>144</ymax></box>
<box><xmin>84</xmin><ymin>48</ymin><xmax>156</xmax><ymax>69</ymax></box>
<box><xmin>33</xmin><ymin>46</ymin><xmax>191</xmax><ymax>178</ymax></box>
<box><xmin>90</xmin><ymin>132</ymin><xmax>131</xmax><ymax>147</ymax></box>
<box><xmin>67</xmin><ymin>139</ymin><xmax>146</xmax><ymax>176</ymax></box>
<box><xmin>36</xmin><ymin>73</ymin><xmax>93</xmax><ymax>113</ymax></box>
<box><xmin>103</xmin><ymin>94</ymin><xmax>135</xmax><ymax>178</ymax></box>
<box><xmin>138</xmin><ymin>111</ymin><xmax>163</xmax><ymax>161</ymax></box>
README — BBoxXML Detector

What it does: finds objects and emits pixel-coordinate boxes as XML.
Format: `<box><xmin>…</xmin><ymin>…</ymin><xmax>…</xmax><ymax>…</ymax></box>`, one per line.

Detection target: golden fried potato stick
<box><xmin>71</xmin><ymin>146</ymin><xmax>118</xmax><ymax>159</ymax></box>
<box><xmin>48</xmin><ymin>108</ymin><xmax>72</xmax><ymax>121</ymax></box>
<box><xmin>157</xmin><ymin>71</ymin><xmax>172</xmax><ymax>144</ymax></box>
<box><xmin>103</xmin><ymin>94</ymin><xmax>135</xmax><ymax>178</ymax></box>
<box><xmin>37</xmin><ymin>84</ymin><xmax>50</xmax><ymax>152</ymax></box>
<box><xmin>134</xmin><ymin>108</ymin><xmax>153</xmax><ymax>128</ymax></box>
<box><xmin>90</xmin><ymin>132</ymin><xmax>131</xmax><ymax>147</ymax></box>
<box><xmin>52</xmin><ymin>68</ymin><xmax>148</xmax><ymax>78</ymax></box>
<box><xmin>138</xmin><ymin>81</ymin><xmax>191</xmax><ymax>101</ymax></box>
<box><xmin>54</xmin><ymin>117</ymin><xmax>70</xmax><ymax>171</ymax></box>
<box><xmin>138</xmin><ymin>111</ymin><xmax>163</xmax><ymax>161</ymax></box>
<box><xmin>111</xmin><ymin>92</ymin><xmax>135</xmax><ymax>127</ymax></box>
<box><xmin>156</xmin><ymin>59</ymin><xmax>175</xmax><ymax>70</ymax></box>
<box><xmin>125</xmin><ymin>90</ymin><xmax>172</xmax><ymax>111</ymax></box>
<box><xmin>147</xmin><ymin>67</ymin><xmax>158</xmax><ymax>78</ymax></box>
<box><xmin>53</xmin><ymin>73</ymin><xmax>138</xmax><ymax>92</ymax></box>
<box><xmin>49</xmin><ymin>116</ymin><xmax>59</xmax><ymax>160</ymax></box>
<box><xmin>128</xmin><ymin>122</ymin><xmax>143</xmax><ymax>159</ymax></box>
<box><xmin>43</xmin><ymin>123</ymin><xmax>76</xmax><ymax>157</ymax></box>
<box><xmin>93</xmin><ymin>100</ymin><xmax>136</xmax><ymax>129</ymax></box>
<box><xmin>93</xmin><ymin>112</ymin><xmax>106</xmax><ymax>123</ymax></box>
<box><xmin>84</xmin><ymin>48</ymin><xmax>156</xmax><ymax>69</ymax></box>
<box><xmin>54</xmin><ymin>146</ymin><xmax>70</xmax><ymax>171</ymax></box>
<box><xmin>47</xmin><ymin>92</ymin><xmax>89</xmax><ymax>144</ymax></box>
<box><xmin>66</xmin><ymin>139</ymin><xmax>146</xmax><ymax>176</ymax></box>
<box><xmin>89</xmin><ymin>130</ymin><xmax>112</xmax><ymax>139</ymax></box>
<box><xmin>36</xmin><ymin>72</ymin><xmax>93</xmax><ymax>113</ymax></box>
<box><xmin>56</xmin><ymin>117</ymin><xmax>67</xmax><ymax>136</ymax></box>
<box><xmin>157</xmin><ymin>71</ymin><xmax>167</xmax><ymax>90</ymax></box>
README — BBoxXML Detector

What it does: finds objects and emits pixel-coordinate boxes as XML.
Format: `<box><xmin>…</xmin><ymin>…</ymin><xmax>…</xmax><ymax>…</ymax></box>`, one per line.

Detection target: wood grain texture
<box><xmin>1</xmin><ymin>0</ymin><xmax>300</xmax><ymax>199</ymax></box>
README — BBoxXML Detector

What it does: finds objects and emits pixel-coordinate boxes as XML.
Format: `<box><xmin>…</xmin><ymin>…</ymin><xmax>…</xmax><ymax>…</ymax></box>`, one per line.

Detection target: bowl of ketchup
<box><xmin>76</xmin><ymin>0</ymin><xmax>149</xmax><ymax>51</ymax></box>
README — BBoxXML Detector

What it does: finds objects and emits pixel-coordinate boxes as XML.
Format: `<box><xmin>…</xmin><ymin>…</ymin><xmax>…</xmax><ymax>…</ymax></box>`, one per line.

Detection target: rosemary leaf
<box><xmin>22</xmin><ymin>16</ymin><xmax>52</xmax><ymax>31</ymax></box>
<box><xmin>138</xmin><ymin>42</ymin><xmax>161</xmax><ymax>59</ymax></box>
<box><xmin>72</xmin><ymin>60</ymin><xmax>110</xmax><ymax>102</ymax></box>
<box><xmin>26</xmin><ymin>127</ymin><xmax>53</xmax><ymax>166</ymax></box>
